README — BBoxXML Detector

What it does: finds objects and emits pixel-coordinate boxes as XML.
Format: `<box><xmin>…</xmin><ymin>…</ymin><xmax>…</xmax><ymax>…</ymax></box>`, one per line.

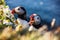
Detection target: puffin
<box><xmin>11</xmin><ymin>6</ymin><xmax>29</xmax><ymax>34</ymax></box>
<box><xmin>28</xmin><ymin>13</ymin><xmax>56</xmax><ymax>32</ymax></box>
<box><xmin>28</xmin><ymin>13</ymin><xmax>44</xmax><ymax>32</ymax></box>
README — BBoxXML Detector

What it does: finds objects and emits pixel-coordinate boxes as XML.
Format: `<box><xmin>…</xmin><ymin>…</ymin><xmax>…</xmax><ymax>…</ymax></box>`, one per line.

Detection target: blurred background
<box><xmin>5</xmin><ymin>0</ymin><xmax>60</xmax><ymax>26</ymax></box>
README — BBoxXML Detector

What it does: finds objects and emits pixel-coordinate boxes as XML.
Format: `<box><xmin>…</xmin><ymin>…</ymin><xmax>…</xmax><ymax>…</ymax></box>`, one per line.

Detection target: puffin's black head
<box><xmin>18</xmin><ymin>6</ymin><xmax>26</xmax><ymax>20</ymax></box>
<box><xmin>29</xmin><ymin>14</ymin><xmax>42</xmax><ymax>29</ymax></box>
<box><xmin>11</xmin><ymin>6</ymin><xmax>27</xmax><ymax>20</ymax></box>
<box><xmin>30</xmin><ymin>14</ymin><xmax>42</xmax><ymax>25</ymax></box>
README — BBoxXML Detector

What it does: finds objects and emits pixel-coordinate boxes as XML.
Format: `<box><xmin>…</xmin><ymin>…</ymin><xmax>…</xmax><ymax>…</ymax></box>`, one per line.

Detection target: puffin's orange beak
<box><xmin>30</xmin><ymin>15</ymin><xmax>35</xmax><ymax>22</ymax></box>
<box><xmin>29</xmin><ymin>15</ymin><xmax>35</xmax><ymax>25</ymax></box>
<box><xmin>11</xmin><ymin>9</ymin><xmax>15</xmax><ymax>15</ymax></box>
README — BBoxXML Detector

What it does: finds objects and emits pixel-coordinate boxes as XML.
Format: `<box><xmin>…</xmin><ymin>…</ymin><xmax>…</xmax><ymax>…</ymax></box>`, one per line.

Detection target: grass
<box><xmin>0</xmin><ymin>27</ymin><xmax>60</xmax><ymax>40</ymax></box>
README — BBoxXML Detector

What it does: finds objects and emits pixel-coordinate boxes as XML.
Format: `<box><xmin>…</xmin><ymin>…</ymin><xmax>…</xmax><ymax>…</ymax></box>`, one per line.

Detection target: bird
<box><xmin>11</xmin><ymin>6</ymin><xmax>29</xmax><ymax>34</ymax></box>
<box><xmin>28</xmin><ymin>13</ymin><xmax>44</xmax><ymax>32</ymax></box>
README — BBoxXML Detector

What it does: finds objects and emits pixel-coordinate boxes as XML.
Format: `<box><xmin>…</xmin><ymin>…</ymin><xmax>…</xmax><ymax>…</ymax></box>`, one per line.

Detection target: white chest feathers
<box><xmin>16</xmin><ymin>18</ymin><xmax>29</xmax><ymax>30</ymax></box>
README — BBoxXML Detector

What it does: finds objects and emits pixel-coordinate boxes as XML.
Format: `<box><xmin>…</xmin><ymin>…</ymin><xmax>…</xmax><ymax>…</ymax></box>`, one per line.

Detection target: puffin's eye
<box><xmin>37</xmin><ymin>17</ymin><xmax>40</xmax><ymax>19</ymax></box>
<box><xmin>18</xmin><ymin>8</ymin><xmax>20</xmax><ymax>10</ymax></box>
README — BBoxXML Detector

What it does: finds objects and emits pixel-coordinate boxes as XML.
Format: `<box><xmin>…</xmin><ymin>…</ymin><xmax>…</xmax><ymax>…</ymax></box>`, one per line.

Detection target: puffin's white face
<box><xmin>15</xmin><ymin>6</ymin><xmax>25</xmax><ymax>15</ymax></box>
<box><xmin>34</xmin><ymin>15</ymin><xmax>41</xmax><ymax>25</ymax></box>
